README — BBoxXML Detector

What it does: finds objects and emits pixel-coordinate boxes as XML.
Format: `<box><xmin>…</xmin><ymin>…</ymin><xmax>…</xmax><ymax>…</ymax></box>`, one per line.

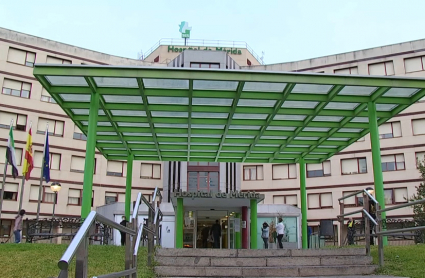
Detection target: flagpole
<box><xmin>36</xmin><ymin>123</ymin><xmax>48</xmax><ymax>220</ymax></box>
<box><xmin>18</xmin><ymin>122</ymin><xmax>32</xmax><ymax>212</ymax></box>
<box><xmin>0</xmin><ymin>120</ymin><xmax>14</xmax><ymax>220</ymax></box>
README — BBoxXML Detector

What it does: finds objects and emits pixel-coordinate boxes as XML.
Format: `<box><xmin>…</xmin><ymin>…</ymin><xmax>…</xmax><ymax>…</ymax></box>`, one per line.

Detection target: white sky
<box><xmin>1</xmin><ymin>0</ymin><xmax>424</xmax><ymax>64</ymax></box>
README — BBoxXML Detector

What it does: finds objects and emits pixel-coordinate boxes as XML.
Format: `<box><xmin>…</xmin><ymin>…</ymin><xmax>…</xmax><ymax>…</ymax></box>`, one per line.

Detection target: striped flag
<box><xmin>22</xmin><ymin>128</ymin><xmax>34</xmax><ymax>181</ymax></box>
<box><xmin>6</xmin><ymin>126</ymin><xmax>18</xmax><ymax>178</ymax></box>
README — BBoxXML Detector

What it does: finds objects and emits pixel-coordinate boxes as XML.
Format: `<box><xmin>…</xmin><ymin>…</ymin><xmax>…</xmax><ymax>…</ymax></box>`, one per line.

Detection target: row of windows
<box><xmin>273</xmin><ymin>187</ymin><xmax>408</xmax><ymax>209</ymax></box>
<box><xmin>0</xmin><ymin>148</ymin><xmax>161</xmax><ymax>179</ymax></box>
<box><xmin>7</xmin><ymin>47</ymin><xmax>71</xmax><ymax>68</ymax></box>
<box><xmin>332</xmin><ymin>56</ymin><xmax>425</xmax><ymax>75</ymax></box>
<box><xmin>243</xmin><ymin>152</ymin><xmax>425</xmax><ymax>180</ymax></box>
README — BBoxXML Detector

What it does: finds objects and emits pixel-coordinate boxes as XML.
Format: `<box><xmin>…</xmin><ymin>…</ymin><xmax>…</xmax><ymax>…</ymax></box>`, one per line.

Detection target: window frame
<box><xmin>190</xmin><ymin>62</ymin><xmax>220</xmax><ymax>68</ymax></box>
<box><xmin>0</xmin><ymin>220</ymin><xmax>12</xmax><ymax>238</ymax></box>
<box><xmin>105</xmin><ymin>192</ymin><xmax>119</xmax><ymax>205</ymax></box>
<box><xmin>70</xmin><ymin>156</ymin><xmax>96</xmax><ymax>174</ymax></box>
<box><xmin>67</xmin><ymin>188</ymin><xmax>82</xmax><ymax>206</ymax></box>
<box><xmin>7</xmin><ymin>47</ymin><xmax>36</xmax><ymax>67</ymax></box>
<box><xmin>140</xmin><ymin>163</ymin><xmax>161</xmax><ymax>179</ymax></box>
<box><xmin>273</xmin><ymin>194</ymin><xmax>298</xmax><ymax>206</ymax></box>
<box><xmin>340</xmin><ymin>157</ymin><xmax>367</xmax><ymax>175</ymax></box>
<box><xmin>46</xmin><ymin>55</ymin><xmax>72</xmax><ymax>64</ymax></box>
<box><xmin>342</xmin><ymin>191</ymin><xmax>364</xmax><ymax>208</ymax></box>
<box><xmin>334</xmin><ymin>66</ymin><xmax>358</xmax><ymax>74</ymax></box>
<box><xmin>381</xmin><ymin>154</ymin><xmax>405</xmax><ymax>172</ymax></box>
<box><xmin>306</xmin><ymin>161</ymin><xmax>331</xmax><ymax>178</ymax></box>
<box><xmin>187</xmin><ymin>171</ymin><xmax>219</xmax><ymax>192</ymax></box>
<box><xmin>272</xmin><ymin>164</ymin><xmax>297</xmax><ymax>180</ymax></box>
<box><xmin>384</xmin><ymin>187</ymin><xmax>408</xmax><ymax>205</ymax></box>
<box><xmin>34</xmin><ymin>151</ymin><xmax>62</xmax><ymax>170</ymax></box>
<box><xmin>243</xmin><ymin>165</ymin><xmax>264</xmax><ymax>181</ymax></box>
<box><xmin>106</xmin><ymin>160</ymin><xmax>125</xmax><ymax>177</ymax></box>
<box><xmin>404</xmin><ymin>56</ymin><xmax>425</xmax><ymax>73</ymax></box>
<box><xmin>307</xmin><ymin>192</ymin><xmax>333</xmax><ymax>209</ymax></box>
<box><xmin>40</xmin><ymin>88</ymin><xmax>56</xmax><ymax>103</ymax></box>
<box><xmin>42</xmin><ymin>186</ymin><xmax>57</xmax><ymax>204</ymax></box>
<box><xmin>2</xmin><ymin>182</ymin><xmax>19</xmax><ymax>201</ymax></box>
<box><xmin>2</xmin><ymin>78</ymin><xmax>32</xmax><ymax>99</ymax></box>
<box><xmin>368</xmin><ymin>61</ymin><xmax>395</xmax><ymax>76</ymax></box>
<box><xmin>379</xmin><ymin>121</ymin><xmax>401</xmax><ymax>139</ymax></box>
<box><xmin>37</xmin><ymin>118</ymin><xmax>65</xmax><ymax>137</ymax></box>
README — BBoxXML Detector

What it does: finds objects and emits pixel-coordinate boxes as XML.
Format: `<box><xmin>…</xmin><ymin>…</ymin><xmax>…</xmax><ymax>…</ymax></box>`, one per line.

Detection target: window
<box><xmin>105</xmin><ymin>192</ymin><xmax>118</xmax><ymax>204</ymax></box>
<box><xmin>188</xmin><ymin>162</ymin><xmax>219</xmax><ymax>166</ymax></box>
<box><xmin>188</xmin><ymin>172</ymin><xmax>219</xmax><ymax>192</ymax></box>
<box><xmin>334</xmin><ymin>67</ymin><xmax>358</xmax><ymax>74</ymax></box>
<box><xmin>7</xmin><ymin>47</ymin><xmax>36</xmax><ymax>67</ymax></box>
<box><xmin>34</xmin><ymin>151</ymin><xmax>61</xmax><ymax>170</ymax></box>
<box><xmin>247</xmin><ymin>59</ymin><xmax>252</xmax><ymax>66</ymax></box>
<box><xmin>381</xmin><ymin>154</ymin><xmax>405</xmax><ymax>171</ymax></box>
<box><xmin>0</xmin><ymin>220</ymin><xmax>12</xmax><ymax>237</ymax></box>
<box><xmin>342</xmin><ymin>191</ymin><xmax>364</xmax><ymax>207</ymax></box>
<box><xmin>379</xmin><ymin>121</ymin><xmax>401</xmax><ymax>139</ymax></box>
<box><xmin>273</xmin><ymin>195</ymin><xmax>298</xmax><ymax>206</ymax></box>
<box><xmin>140</xmin><ymin>163</ymin><xmax>161</xmax><ymax>179</ymax></box>
<box><xmin>0</xmin><ymin>147</ymin><xmax>22</xmax><ymax>165</ymax></box>
<box><xmin>415</xmin><ymin>152</ymin><xmax>425</xmax><ymax>167</ymax></box>
<box><xmin>0</xmin><ymin>111</ymin><xmax>27</xmax><ymax>131</ymax></box>
<box><xmin>190</xmin><ymin>63</ymin><xmax>220</xmax><ymax>68</ymax></box>
<box><xmin>68</xmin><ymin>189</ymin><xmax>82</xmax><ymax>205</ymax></box>
<box><xmin>46</xmin><ymin>56</ymin><xmax>72</xmax><ymax>64</ymax></box>
<box><xmin>107</xmin><ymin>161</ymin><xmax>126</xmax><ymax>177</ymax></box>
<box><xmin>272</xmin><ymin>164</ymin><xmax>297</xmax><ymax>179</ymax></box>
<box><xmin>412</xmin><ymin>118</ymin><xmax>425</xmax><ymax>135</ymax></box>
<box><xmin>243</xmin><ymin>165</ymin><xmax>264</xmax><ymax>181</ymax></box>
<box><xmin>2</xmin><ymin>78</ymin><xmax>31</xmax><ymax>98</ymax></box>
<box><xmin>357</xmin><ymin>136</ymin><xmax>365</xmax><ymax>142</ymax></box>
<box><xmin>40</xmin><ymin>88</ymin><xmax>56</xmax><ymax>103</ymax></box>
<box><xmin>2</xmin><ymin>183</ymin><xmax>18</xmax><ymax>201</ymax></box>
<box><xmin>404</xmin><ymin>56</ymin><xmax>425</xmax><ymax>73</ymax></box>
<box><xmin>43</xmin><ymin>186</ymin><xmax>57</xmax><ymax>204</ymax></box>
<box><xmin>308</xmin><ymin>193</ymin><xmax>333</xmax><ymax>209</ymax></box>
<box><xmin>368</xmin><ymin>61</ymin><xmax>395</xmax><ymax>76</ymax></box>
<box><xmin>307</xmin><ymin>161</ymin><xmax>331</xmax><ymax>178</ymax></box>
<box><xmin>341</xmin><ymin>157</ymin><xmax>367</xmax><ymax>175</ymax></box>
<box><xmin>73</xmin><ymin>125</ymin><xmax>87</xmax><ymax>140</ymax></box>
<box><xmin>384</xmin><ymin>188</ymin><xmax>408</xmax><ymax>205</ymax></box>
<box><xmin>29</xmin><ymin>185</ymin><xmax>40</xmax><ymax>201</ymax></box>
<box><xmin>153</xmin><ymin>56</ymin><xmax>160</xmax><ymax>63</ymax></box>
<box><xmin>37</xmin><ymin>118</ymin><xmax>64</xmax><ymax>137</ymax></box>
<box><xmin>70</xmin><ymin>156</ymin><xmax>96</xmax><ymax>174</ymax></box>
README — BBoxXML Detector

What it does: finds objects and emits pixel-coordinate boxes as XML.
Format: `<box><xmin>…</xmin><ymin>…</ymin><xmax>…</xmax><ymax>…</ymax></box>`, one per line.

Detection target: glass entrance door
<box><xmin>196</xmin><ymin>210</ymin><xmax>229</xmax><ymax>249</ymax></box>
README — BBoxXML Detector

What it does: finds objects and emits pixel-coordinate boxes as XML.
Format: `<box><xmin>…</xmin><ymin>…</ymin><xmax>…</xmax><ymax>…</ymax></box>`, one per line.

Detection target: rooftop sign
<box><xmin>179</xmin><ymin>21</ymin><xmax>192</xmax><ymax>39</ymax></box>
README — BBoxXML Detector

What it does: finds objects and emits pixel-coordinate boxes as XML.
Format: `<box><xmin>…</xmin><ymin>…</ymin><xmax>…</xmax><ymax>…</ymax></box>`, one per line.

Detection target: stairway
<box><xmin>155</xmin><ymin>248</ymin><xmax>377</xmax><ymax>277</ymax></box>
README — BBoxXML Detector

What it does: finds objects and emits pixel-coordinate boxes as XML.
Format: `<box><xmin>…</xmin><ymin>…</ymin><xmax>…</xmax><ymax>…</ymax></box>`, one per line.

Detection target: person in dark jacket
<box><xmin>120</xmin><ymin>216</ymin><xmax>128</xmax><ymax>246</ymax></box>
<box><xmin>211</xmin><ymin>220</ymin><xmax>221</xmax><ymax>248</ymax></box>
<box><xmin>201</xmin><ymin>226</ymin><xmax>210</xmax><ymax>248</ymax></box>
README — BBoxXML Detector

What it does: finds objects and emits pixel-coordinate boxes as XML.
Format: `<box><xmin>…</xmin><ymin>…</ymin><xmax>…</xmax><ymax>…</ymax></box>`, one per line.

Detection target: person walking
<box><xmin>119</xmin><ymin>216</ymin><xmax>128</xmax><ymax>246</ymax></box>
<box><xmin>261</xmin><ymin>222</ymin><xmax>270</xmax><ymax>249</ymax></box>
<box><xmin>14</xmin><ymin>209</ymin><xmax>25</xmax><ymax>243</ymax></box>
<box><xmin>347</xmin><ymin>218</ymin><xmax>356</xmax><ymax>245</ymax></box>
<box><xmin>211</xmin><ymin>220</ymin><xmax>221</xmax><ymax>249</ymax></box>
<box><xmin>276</xmin><ymin>217</ymin><xmax>285</xmax><ymax>249</ymax></box>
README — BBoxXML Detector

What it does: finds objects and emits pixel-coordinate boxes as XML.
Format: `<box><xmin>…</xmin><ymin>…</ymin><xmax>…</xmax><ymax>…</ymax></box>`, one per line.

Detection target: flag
<box><xmin>6</xmin><ymin>126</ymin><xmax>18</xmax><ymax>178</ymax></box>
<box><xmin>42</xmin><ymin>132</ymin><xmax>50</xmax><ymax>183</ymax></box>
<box><xmin>22</xmin><ymin>128</ymin><xmax>34</xmax><ymax>181</ymax></box>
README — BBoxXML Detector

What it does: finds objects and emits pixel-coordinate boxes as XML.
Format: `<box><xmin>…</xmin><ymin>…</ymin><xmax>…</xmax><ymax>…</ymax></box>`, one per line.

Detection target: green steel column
<box><xmin>367</xmin><ymin>101</ymin><xmax>388</xmax><ymax>246</ymax></box>
<box><xmin>250</xmin><ymin>199</ymin><xmax>257</xmax><ymax>249</ymax></box>
<box><xmin>299</xmin><ymin>158</ymin><xmax>308</xmax><ymax>249</ymax></box>
<box><xmin>81</xmin><ymin>91</ymin><xmax>99</xmax><ymax>218</ymax></box>
<box><xmin>176</xmin><ymin>198</ymin><xmax>184</xmax><ymax>248</ymax></box>
<box><xmin>125</xmin><ymin>156</ymin><xmax>133</xmax><ymax>221</ymax></box>
<box><xmin>235</xmin><ymin>213</ymin><xmax>241</xmax><ymax>249</ymax></box>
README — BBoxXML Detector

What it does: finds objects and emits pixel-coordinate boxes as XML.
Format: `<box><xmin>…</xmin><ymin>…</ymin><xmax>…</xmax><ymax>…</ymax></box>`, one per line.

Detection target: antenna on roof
<box><xmin>137</xmin><ymin>49</ymin><xmax>144</xmax><ymax>60</ymax></box>
<box><xmin>260</xmin><ymin>51</ymin><xmax>265</xmax><ymax>64</ymax></box>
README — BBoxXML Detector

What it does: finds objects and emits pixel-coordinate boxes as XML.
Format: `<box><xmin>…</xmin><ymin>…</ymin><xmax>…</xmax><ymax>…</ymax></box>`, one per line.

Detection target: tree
<box><xmin>410</xmin><ymin>160</ymin><xmax>425</xmax><ymax>243</ymax></box>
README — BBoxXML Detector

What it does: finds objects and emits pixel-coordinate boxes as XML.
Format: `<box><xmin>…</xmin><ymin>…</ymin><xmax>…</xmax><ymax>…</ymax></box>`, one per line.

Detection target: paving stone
<box><xmin>292</xmin><ymin>248</ymin><xmax>365</xmax><ymax>257</ymax></box>
<box><xmin>241</xmin><ymin>266</ymin><xmax>299</xmax><ymax>277</ymax></box>
<box><xmin>299</xmin><ymin>265</ymin><xmax>376</xmax><ymax>276</ymax></box>
<box><xmin>267</xmin><ymin>256</ymin><xmax>320</xmax><ymax>266</ymax></box>
<box><xmin>156</xmin><ymin>256</ymin><xmax>210</xmax><ymax>266</ymax></box>
<box><xmin>155</xmin><ymin>266</ymin><xmax>206</xmax><ymax>277</ymax></box>
<box><xmin>237</xmin><ymin>249</ymin><xmax>291</xmax><ymax>257</ymax></box>
<box><xmin>204</xmin><ymin>266</ymin><xmax>242</xmax><ymax>276</ymax></box>
<box><xmin>320</xmin><ymin>255</ymin><xmax>373</xmax><ymax>265</ymax></box>
<box><xmin>211</xmin><ymin>257</ymin><xmax>266</xmax><ymax>267</ymax></box>
<box><xmin>156</xmin><ymin>248</ymin><xmax>237</xmax><ymax>257</ymax></box>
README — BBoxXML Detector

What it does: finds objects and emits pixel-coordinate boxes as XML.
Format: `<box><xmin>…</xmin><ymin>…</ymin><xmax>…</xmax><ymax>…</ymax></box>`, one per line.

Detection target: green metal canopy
<box><xmin>33</xmin><ymin>65</ymin><xmax>425</xmax><ymax>164</ymax></box>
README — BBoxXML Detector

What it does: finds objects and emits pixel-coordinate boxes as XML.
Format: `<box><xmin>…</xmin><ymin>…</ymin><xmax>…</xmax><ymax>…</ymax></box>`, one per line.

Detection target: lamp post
<box><xmin>50</xmin><ymin>182</ymin><xmax>61</xmax><ymax>243</ymax></box>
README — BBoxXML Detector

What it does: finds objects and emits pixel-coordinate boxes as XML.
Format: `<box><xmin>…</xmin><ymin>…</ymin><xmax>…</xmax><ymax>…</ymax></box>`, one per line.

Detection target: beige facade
<box><xmin>1</xmin><ymin>26</ymin><xmax>425</xmax><ymax>240</ymax></box>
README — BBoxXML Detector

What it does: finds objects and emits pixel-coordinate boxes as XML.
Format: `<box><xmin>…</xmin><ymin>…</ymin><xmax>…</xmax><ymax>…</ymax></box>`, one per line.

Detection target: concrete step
<box><xmin>154</xmin><ymin>265</ymin><xmax>377</xmax><ymax>277</ymax></box>
<box><xmin>155</xmin><ymin>248</ymin><xmax>366</xmax><ymax>258</ymax></box>
<box><xmin>162</xmin><ymin>276</ymin><xmax>406</xmax><ymax>278</ymax></box>
<box><xmin>156</xmin><ymin>255</ymin><xmax>373</xmax><ymax>267</ymax></box>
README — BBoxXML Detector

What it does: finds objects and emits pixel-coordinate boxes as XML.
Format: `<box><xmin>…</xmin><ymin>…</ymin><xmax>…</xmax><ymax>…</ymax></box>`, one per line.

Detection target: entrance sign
<box><xmin>168</xmin><ymin>45</ymin><xmax>243</xmax><ymax>55</ymax></box>
<box><xmin>173</xmin><ymin>190</ymin><xmax>262</xmax><ymax>200</ymax></box>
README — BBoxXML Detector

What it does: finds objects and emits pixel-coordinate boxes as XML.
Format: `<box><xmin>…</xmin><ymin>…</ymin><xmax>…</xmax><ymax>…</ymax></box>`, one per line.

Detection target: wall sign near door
<box><xmin>174</xmin><ymin>190</ymin><xmax>262</xmax><ymax>200</ymax></box>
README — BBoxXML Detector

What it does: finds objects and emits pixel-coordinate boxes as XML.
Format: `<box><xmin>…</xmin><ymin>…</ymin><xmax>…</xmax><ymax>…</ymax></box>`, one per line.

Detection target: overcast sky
<box><xmin>1</xmin><ymin>0</ymin><xmax>424</xmax><ymax>64</ymax></box>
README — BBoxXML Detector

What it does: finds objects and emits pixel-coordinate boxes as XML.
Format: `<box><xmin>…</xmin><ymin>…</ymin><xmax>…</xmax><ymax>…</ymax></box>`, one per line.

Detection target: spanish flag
<box><xmin>22</xmin><ymin>128</ymin><xmax>33</xmax><ymax>181</ymax></box>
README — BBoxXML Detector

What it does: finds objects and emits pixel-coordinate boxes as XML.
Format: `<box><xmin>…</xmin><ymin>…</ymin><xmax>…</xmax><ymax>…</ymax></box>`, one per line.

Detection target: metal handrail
<box><xmin>58</xmin><ymin>211</ymin><xmax>96</xmax><ymax>270</ymax></box>
<box><xmin>141</xmin><ymin>194</ymin><xmax>155</xmax><ymax>212</ymax></box>
<box><xmin>376</xmin><ymin>226</ymin><xmax>425</xmax><ymax>236</ymax></box>
<box><xmin>338</xmin><ymin>189</ymin><xmax>378</xmax><ymax>204</ymax></box>
<box><xmin>133</xmin><ymin>223</ymin><xmax>144</xmax><ymax>256</ymax></box>
<box><xmin>362</xmin><ymin>209</ymin><xmax>378</xmax><ymax>226</ymax></box>
<box><xmin>338</xmin><ymin>209</ymin><xmax>364</xmax><ymax>218</ymax></box>
<box><xmin>131</xmin><ymin>192</ymin><xmax>143</xmax><ymax>222</ymax></box>
<box><xmin>378</xmin><ymin>199</ymin><xmax>425</xmax><ymax>213</ymax></box>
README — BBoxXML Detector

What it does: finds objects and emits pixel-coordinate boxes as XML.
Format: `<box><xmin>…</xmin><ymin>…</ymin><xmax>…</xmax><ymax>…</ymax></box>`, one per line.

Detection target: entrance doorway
<box><xmin>183</xmin><ymin>209</ymin><xmax>236</xmax><ymax>249</ymax></box>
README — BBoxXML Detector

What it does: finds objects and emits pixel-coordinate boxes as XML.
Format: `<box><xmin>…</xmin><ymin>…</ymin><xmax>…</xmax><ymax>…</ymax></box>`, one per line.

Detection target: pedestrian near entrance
<box><xmin>119</xmin><ymin>216</ymin><xmax>128</xmax><ymax>246</ymax></box>
<box><xmin>14</xmin><ymin>209</ymin><xmax>25</xmax><ymax>243</ymax></box>
<box><xmin>276</xmin><ymin>217</ymin><xmax>285</xmax><ymax>249</ymax></box>
<box><xmin>211</xmin><ymin>220</ymin><xmax>221</xmax><ymax>248</ymax></box>
<box><xmin>261</xmin><ymin>222</ymin><xmax>269</xmax><ymax>249</ymax></box>
<box><xmin>347</xmin><ymin>218</ymin><xmax>355</xmax><ymax>245</ymax></box>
